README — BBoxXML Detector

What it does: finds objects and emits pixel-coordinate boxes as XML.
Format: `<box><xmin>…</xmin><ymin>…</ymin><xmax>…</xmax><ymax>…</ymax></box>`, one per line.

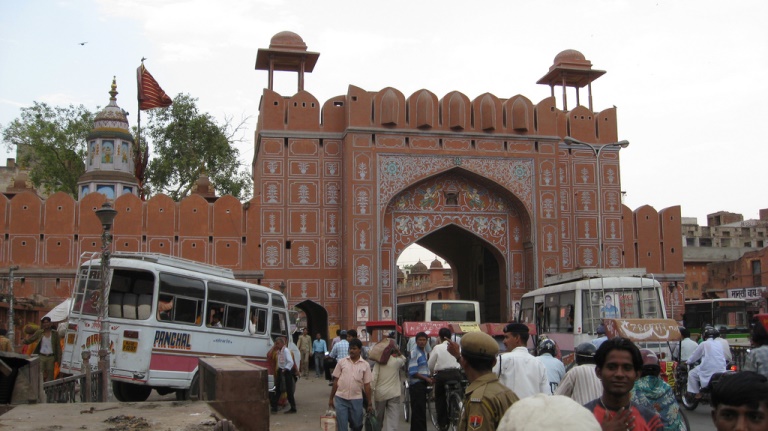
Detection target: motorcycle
<box><xmin>677</xmin><ymin>361</ymin><xmax>736</xmax><ymax>411</ymax></box>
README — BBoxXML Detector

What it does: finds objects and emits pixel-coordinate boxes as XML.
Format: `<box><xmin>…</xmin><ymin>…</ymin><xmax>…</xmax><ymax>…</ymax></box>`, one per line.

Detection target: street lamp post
<box><xmin>7</xmin><ymin>265</ymin><xmax>19</xmax><ymax>344</ymax></box>
<box><xmin>95</xmin><ymin>202</ymin><xmax>117</xmax><ymax>401</ymax></box>
<box><xmin>564</xmin><ymin>137</ymin><xmax>629</xmax><ymax>268</ymax></box>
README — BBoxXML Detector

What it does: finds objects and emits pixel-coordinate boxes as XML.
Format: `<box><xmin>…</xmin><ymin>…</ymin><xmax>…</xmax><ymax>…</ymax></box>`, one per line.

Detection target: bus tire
<box><xmin>112</xmin><ymin>381</ymin><xmax>127</xmax><ymax>402</ymax></box>
<box><xmin>177</xmin><ymin>373</ymin><xmax>200</xmax><ymax>401</ymax></box>
<box><xmin>119</xmin><ymin>382</ymin><xmax>152</xmax><ymax>402</ymax></box>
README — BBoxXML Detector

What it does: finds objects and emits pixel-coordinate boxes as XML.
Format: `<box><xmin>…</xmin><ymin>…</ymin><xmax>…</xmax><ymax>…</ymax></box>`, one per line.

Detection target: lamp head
<box><xmin>95</xmin><ymin>202</ymin><xmax>118</xmax><ymax>230</ymax></box>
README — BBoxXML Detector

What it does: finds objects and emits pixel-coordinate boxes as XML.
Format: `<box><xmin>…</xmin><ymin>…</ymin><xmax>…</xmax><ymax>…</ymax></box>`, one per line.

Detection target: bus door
<box><xmin>533</xmin><ymin>295</ymin><xmax>545</xmax><ymax>341</ymax></box>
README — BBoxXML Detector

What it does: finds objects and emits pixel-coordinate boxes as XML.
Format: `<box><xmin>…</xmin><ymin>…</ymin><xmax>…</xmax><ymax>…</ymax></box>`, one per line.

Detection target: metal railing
<box><xmin>42</xmin><ymin>353</ymin><xmax>105</xmax><ymax>403</ymax></box>
<box><xmin>731</xmin><ymin>345</ymin><xmax>749</xmax><ymax>370</ymax></box>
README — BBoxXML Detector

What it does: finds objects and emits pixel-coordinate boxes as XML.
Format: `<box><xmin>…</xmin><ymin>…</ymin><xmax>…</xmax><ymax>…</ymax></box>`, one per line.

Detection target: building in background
<box><xmin>682</xmin><ymin>209</ymin><xmax>768</xmax><ymax>301</ymax></box>
<box><xmin>681</xmin><ymin>209</ymin><xmax>768</xmax><ymax>315</ymax></box>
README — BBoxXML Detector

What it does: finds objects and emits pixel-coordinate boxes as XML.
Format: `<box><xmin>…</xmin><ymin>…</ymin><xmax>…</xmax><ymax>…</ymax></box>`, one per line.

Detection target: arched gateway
<box><xmin>382</xmin><ymin>163</ymin><xmax>533</xmax><ymax>322</ymax></box>
<box><xmin>251</xmin><ymin>32</ymin><xmax>683</xmax><ymax>331</ymax></box>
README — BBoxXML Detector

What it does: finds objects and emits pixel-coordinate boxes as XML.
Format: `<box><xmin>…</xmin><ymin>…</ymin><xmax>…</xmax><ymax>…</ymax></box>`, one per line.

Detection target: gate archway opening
<box><xmin>404</xmin><ymin>225</ymin><xmax>508</xmax><ymax>322</ymax></box>
<box><xmin>295</xmin><ymin>300</ymin><xmax>329</xmax><ymax>342</ymax></box>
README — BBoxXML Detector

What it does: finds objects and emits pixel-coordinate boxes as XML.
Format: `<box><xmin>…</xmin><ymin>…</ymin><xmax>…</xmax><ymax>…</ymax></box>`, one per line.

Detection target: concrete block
<box><xmin>199</xmin><ymin>356</ymin><xmax>269</xmax><ymax>431</ymax></box>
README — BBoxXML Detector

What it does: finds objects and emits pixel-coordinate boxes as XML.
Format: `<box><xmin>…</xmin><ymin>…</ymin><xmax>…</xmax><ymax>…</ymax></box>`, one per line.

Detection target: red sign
<box><xmin>402</xmin><ymin>322</ymin><xmax>454</xmax><ymax>337</ymax></box>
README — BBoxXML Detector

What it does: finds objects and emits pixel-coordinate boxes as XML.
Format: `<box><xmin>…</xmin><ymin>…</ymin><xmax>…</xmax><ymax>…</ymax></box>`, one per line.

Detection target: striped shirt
<box><xmin>408</xmin><ymin>347</ymin><xmax>429</xmax><ymax>385</ymax></box>
<box><xmin>554</xmin><ymin>364</ymin><xmax>603</xmax><ymax>405</ymax></box>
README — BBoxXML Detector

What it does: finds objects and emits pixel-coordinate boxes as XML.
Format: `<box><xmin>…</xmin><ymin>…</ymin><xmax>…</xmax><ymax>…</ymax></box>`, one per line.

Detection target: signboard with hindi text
<box><xmin>603</xmin><ymin>318</ymin><xmax>682</xmax><ymax>342</ymax></box>
<box><xmin>727</xmin><ymin>286</ymin><xmax>766</xmax><ymax>301</ymax></box>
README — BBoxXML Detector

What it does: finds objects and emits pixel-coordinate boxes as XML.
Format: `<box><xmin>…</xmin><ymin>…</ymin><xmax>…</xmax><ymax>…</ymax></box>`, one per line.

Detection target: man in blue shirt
<box><xmin>408</xmin><ymin>332</ymin><xmax>432</xmax><ymax>431</ymax></box>
<box><xmin>313</xmin><ymin>332</ymin><xmax>328</xmax><ymax>378</ymax></box>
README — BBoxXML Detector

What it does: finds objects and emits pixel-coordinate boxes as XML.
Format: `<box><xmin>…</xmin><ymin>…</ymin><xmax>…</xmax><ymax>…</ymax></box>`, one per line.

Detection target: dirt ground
<box><xmin>0</xmin><ymin>400</ymin><xmax>220</xmax><ymax>431</ymax></box>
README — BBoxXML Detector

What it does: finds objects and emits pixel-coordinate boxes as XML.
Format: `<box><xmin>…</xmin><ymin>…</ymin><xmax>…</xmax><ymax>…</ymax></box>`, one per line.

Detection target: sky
<box><xmin>1</xmin><ymin>0</ymin><xmax>766</xmax><ymax>267</ymax></box>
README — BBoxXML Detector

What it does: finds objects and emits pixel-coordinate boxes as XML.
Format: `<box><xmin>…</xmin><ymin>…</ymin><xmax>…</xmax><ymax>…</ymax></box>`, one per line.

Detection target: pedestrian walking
<box><xmin>329</xmin><ymin>338</ymin><xmax>374</xmax><ymax>431</ymax></box>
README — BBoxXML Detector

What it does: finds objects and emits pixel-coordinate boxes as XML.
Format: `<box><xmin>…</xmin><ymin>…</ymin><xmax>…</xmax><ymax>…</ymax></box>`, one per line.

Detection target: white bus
<box><xmin>61</xmin><ymin>252</ymin><xmax>293</xmax><ymax>402</ymax></box>
<box><xmin>397</xmin><ymin>300</ymin><xmax>481</xmax><ymax>325</ymax></box>
<box><xmin>519</xmin><ymin>269</ymin><xmax>667</xmax><ymax>355</ymax></box>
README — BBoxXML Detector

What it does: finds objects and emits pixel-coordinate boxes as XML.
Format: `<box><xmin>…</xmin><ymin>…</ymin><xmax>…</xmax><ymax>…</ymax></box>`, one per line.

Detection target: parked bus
<box><xmin>683</xmin><ymin>298</ymin><xmax>749</xmax><ymax>346</ymax></box>
<box><xmin>519</xmin><ymin>269</ymin><xmax>666</xmax><ymax>355</ymax></box>
<box><xmin>61</xmin><ymin>252</ymin><xmax>293</xmax><ymax>402</ymax></box>
<box><xmin>397</xmin><ymin>300</ymin><xmax>481</xmax><ymax>325</ymax></box>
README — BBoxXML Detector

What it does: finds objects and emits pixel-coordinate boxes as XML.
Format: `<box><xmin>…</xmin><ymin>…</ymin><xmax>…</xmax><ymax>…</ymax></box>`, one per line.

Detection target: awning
<box><xmin>43</xmin><ymin>299</ymin><xmax>72</xmax><ymax>323</ymax></box>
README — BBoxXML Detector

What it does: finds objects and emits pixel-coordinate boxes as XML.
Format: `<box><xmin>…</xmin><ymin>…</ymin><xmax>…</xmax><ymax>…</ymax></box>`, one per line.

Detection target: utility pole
<box><xmin>8</xmin><ymin>266</ymin><xmax>19</xmax><ymax>344</ymax></box>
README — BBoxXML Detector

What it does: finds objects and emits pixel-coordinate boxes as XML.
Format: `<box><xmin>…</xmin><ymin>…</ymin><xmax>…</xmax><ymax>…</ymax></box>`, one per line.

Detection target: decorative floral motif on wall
<box><xmin>378</xmin><ymin>155</ymin><xmax>534</xmax><ymax>214</ymax></box>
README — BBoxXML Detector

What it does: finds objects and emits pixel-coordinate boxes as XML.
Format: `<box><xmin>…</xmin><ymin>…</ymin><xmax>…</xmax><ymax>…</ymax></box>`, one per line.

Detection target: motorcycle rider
<box><xmin>631</xmin><ymin>349</ymin><xmax>684</xmax><ymax>431</ymax></box>
<box><xmin>744</xmin><ymin>315</ymin><xmax>768</xmax><ymax>378</ymax></box>
<box><xmin>671</xmin><ymin>327</ymin><xmax>698</xmax><ymax>362</ymax></box>
<box><xmin>555</xmin><ymin>342</ymin><xmax>603</xmax><ymax>405</ymax></box>
<box><xmin>536</xmin><ymin>338</ymin><xmax>565</xmax><ymax>394</ymax></box>
<box><xmin>711</xmin><ymin>327</ymin><xmax>733</xmax><ymax>364</ymax></box>
<box><xmin>687</xmin><ymin>326</ymin><xmax>726</xmax><ymax>399</ymax></box>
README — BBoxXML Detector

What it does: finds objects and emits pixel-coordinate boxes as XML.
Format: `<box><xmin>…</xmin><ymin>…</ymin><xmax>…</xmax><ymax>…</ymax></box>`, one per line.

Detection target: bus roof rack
<box><xmin>543</xmin><ymin>268</ymin><xmax>648</xmax><ymax>286</ymax></box>
<box><xmin>83</xmin><ymin>252</ymin><xmax>236</xmax><ymax>279</ymax></box>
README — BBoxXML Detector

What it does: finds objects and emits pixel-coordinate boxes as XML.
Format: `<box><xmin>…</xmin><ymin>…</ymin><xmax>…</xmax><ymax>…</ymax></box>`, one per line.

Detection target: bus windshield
<box><xmin>397</xmin><ymin>300</ymin><xmax>481</xmax><ymax>324</ymax></box>
<box><xmin>429</xmin><ymin>302</ymin><xmax>476</xmax><ymax>322</ymax></box>
<box><xmin>582</xmin><ymin>288</ymin><xmax>662</xmax><ymax>334</ymax></box>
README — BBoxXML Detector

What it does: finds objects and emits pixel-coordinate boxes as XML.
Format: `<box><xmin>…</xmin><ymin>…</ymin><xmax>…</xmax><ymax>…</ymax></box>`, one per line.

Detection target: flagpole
<box><xmin>136</xmin><ymin>60</ymin><xmax>144</xmax><ymax>200</ymax></box>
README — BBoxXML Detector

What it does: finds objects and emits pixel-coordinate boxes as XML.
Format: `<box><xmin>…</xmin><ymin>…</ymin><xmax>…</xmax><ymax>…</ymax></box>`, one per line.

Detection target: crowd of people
<box><xmin>275</xmin><ymin>315</ymin><xmax>768</xmax><ymax>431</ymax></box>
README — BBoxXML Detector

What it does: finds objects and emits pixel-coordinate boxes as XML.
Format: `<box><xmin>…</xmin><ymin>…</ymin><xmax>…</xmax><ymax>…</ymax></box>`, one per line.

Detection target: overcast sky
<box><xmin>1</xmin><ymin>1</ymin><xmax>766</xmax><ymax>266</ymax></box>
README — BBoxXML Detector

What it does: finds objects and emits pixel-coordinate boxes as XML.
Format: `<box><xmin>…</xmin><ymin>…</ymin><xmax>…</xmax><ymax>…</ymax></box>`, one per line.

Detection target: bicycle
<box><xmin>426</xmin><ymin>379</ymin><xmax>466</xmax><ymax>431</ymax></box>
<box><xmin>402</xmin><ymin>380</ymin><xmax>411</xmax><ymax>422</ymax></box>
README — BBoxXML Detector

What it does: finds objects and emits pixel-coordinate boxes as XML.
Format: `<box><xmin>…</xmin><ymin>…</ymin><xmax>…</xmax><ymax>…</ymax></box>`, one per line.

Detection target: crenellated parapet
<box><xmin>257</xmin><ymin>85</ymin><xmax>618</xmax><ymax>143</ymax></box>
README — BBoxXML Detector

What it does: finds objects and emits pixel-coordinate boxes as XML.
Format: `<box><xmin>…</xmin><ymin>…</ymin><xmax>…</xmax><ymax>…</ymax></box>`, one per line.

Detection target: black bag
<box><xmin>364</xmin><ymin>410</ymin><xmax>380</xmax><ymax>431</ymax></box>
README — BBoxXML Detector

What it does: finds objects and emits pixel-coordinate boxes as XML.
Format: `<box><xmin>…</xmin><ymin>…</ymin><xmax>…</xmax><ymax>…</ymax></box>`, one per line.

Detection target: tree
<box><xmin>143</xmin><ymin>94</ymin><xmax>252</xmax><ymax>201</ymax></box>
<box><xmin>1</xmin><ymin>103</ymin><xmax>93</xmax><ymax>198</ymax></box>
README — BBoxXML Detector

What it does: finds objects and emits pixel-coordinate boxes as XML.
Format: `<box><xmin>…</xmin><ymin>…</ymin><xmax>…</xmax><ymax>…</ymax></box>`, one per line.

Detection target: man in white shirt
<box><xmin>687</xmin><ymin>327</ymin><xmax>726</xmax><ymax>398</ymax></box>
<box><xmin>372</xmin><ymin>336</ymin><xmax>406</xmax><ymax>431</ymax></box>
<box><xmin>492</xmin><ymin>323</ymin><xmax>548</xmax><ymax>398</ymax></box>
<box><xmin>269</xmin><ymin>337</ymin><xmax>298</xmax><ymax>413</ymax></box>
<box><xmin>671</xmin><ymin>327</ymin><xmax>699</xmax><ymax>362</ymax></box>
<box><xmin>428</xmin><ymin>328</ymin><xmax>463</xmax><ymax>431</ymax></box>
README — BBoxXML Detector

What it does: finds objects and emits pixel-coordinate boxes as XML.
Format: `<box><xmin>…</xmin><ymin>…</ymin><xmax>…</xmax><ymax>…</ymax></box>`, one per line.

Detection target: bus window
<box><xmin>617</xmin><ymin>291</ymin><xmax>640</xmax><ymax>318</ymax></box>
<box><xmin>272</xmin><ymin>294</ymin><xmax>286</xmax><ymax>308</ymax></box>
<box><xmin>430</xmin><ymin>302</ymin><xmax>476</xmax><ymax>322</ymax></box>
<box><xmin>582</xmin><ymin>291</ymin><xmax>602</xmax><ymax>334</ymax></box>
<box><xmin>208</xmin><ymin>282</ymin><xmax>248</xmax><ymax>331</ymax></box>
<box><xmin>638</xmin><ymin>289</ymin><xmax>661</xmax><ymax>318</ymax></box>
<box><xmin>271</xmin><ymin>311</ymin><xmax>288</xmax><ymax>338</ymax></box>
<box><xmin>520</xmin><ymin>297</ymin><xmax>534</xmax><ymax>323</ymax></box>
<box><xmin>250</xmin><ymin>290</ymin><xmax>269</xmax><ymax>305</ymax></box>
<box><xmin>249</xmin><ymin>307</ymin><xmax>268</xmax><ymax>334</ymax></box>
<box><xmin>558</xmin><ymin>292</ymin><xmax>575</xmax><ymax>332</ymax></box>
<box><xmin>158</xmin><ymin>273</ymin><xmax>204</xmax><ymax>325</ymax></box>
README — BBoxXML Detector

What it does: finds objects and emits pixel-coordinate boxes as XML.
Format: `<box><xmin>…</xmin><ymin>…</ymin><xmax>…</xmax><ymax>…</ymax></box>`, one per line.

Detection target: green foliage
<box><xmin>143</xmin><ymin>94</ymin><xmax>252</xmax><ymax>201</ymax></box>
<box><xmin>1</xmin><ymin>103</ymin><xmax>93</xmax><ymax>198</ymax></box>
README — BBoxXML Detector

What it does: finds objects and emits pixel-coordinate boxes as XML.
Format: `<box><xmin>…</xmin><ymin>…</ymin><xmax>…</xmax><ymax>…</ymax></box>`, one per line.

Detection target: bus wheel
<box><xmin>120</xmin><ymin>382</ymin><xmax>152</xmax><ymax>402</ymax></box>
<box><xmin>177</xmin><ymin>373</ymin><xmax>200</xmax><ymax>401</ymax></box>
<box><xmin>112</xmin><ymin>381</ymin><xmax>127</xmax><ymax>402</ymax></box>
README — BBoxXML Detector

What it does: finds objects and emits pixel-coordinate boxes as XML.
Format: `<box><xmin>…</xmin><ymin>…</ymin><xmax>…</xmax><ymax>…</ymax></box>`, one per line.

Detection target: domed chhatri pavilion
<box><xmin>77</xmin><ymin>78</ymin><xmax>140</xmax><ymax>200</ymax></box>
<box><xmin>0</xmin><ymin>32</ymin><xmax>683</xmax><ymax>344</ymax></box>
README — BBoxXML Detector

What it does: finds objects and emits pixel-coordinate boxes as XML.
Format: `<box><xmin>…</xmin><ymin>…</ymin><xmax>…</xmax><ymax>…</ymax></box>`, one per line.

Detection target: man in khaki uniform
<box><xmin>449</xmin><ymin>331</ymin><xmax>519</xmax><ymax>431</ymax></box>
<box><xmin>296</xmin><ymin>328</ymin><xmax>312</xmax><ymax>378</ymax></box>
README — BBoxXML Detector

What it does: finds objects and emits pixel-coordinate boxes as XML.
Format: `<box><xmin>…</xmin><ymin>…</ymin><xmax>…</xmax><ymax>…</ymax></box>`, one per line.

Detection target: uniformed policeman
<box><xmin>454</xmin><ymin>331</ymin><xmax>519</xmax><ymax>431</ymax></box>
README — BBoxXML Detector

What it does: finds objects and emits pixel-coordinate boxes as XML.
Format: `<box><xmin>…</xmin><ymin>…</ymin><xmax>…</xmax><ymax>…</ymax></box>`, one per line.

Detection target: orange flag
<box><xmin>137</xmin><ymin>63</ymin><xmax>172</xmax><ymax>110</ymax></box>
